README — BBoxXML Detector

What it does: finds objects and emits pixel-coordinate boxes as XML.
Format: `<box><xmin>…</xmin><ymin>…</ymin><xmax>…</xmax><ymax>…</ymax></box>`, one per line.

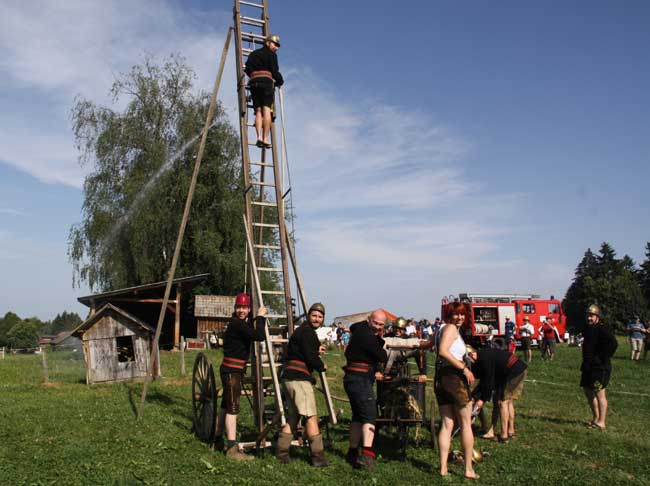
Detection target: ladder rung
<box><xmin>241</xmin><ymin>16</ymin><xmax>265</xmax><ymax>26</ymax></box>
<box><xmin>240</xmin><ymin>1</ymin><xmax>264</xmax><ymax>8</ymax></box>
<box><xmin>251</xmin><ymin>181</ymin><xmax>275</xmax><ymax>187</ymax></box>
<box><xmin>241</xmin><ymin>32</ymin><xmax>266</xmax><ymax>41</ymax></box>
<box><xmin>252</xmin><ymin>222</ymin><xmax>279</xmax><ymax>228</ymax></box>
<box><xmin>250</xmin><ymin>162</ymin><xmax>274</xmax><ymax>168</ymax></box>
<box><xmin>262</xmin><ymin>362</ymin><xmax>282</xmax><ymax>368</ymax></box>
<box><xmin>265</xmin><ymin>313</ymin><xmax>287</xmax><ymax>319</ymax></box>
<box><xmin>261</xmin><ymin>290</ymin><xmax>284</xmax><ymax>295</ymax></box>
<box><xmin>254</xmin><ymin>243</ymin><xmax>281</xmax><ymax>249</ymax></box>
<box><xmin>258</xmin><ymin>267</ymin><xmax>282</xmax><ymax>272</ymax></box>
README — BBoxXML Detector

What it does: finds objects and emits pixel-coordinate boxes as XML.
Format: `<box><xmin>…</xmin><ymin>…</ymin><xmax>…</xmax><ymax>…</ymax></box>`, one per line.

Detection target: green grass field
<box><xmin>1</xmin><ymin>340</ymin><xmax>648</xmax><ymax>485</ymax></box>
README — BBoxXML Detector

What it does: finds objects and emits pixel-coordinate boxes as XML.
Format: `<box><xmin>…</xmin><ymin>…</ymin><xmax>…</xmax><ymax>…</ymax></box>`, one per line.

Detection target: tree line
<box><xmin>563</xmin><ymin>242</ymin><xmax>650</xmax><ymax>333</ymax></box>
<box><xmin>0</xmin><ymin>311</ymin><xmax>83</xmax><ymax>349</ymax></box>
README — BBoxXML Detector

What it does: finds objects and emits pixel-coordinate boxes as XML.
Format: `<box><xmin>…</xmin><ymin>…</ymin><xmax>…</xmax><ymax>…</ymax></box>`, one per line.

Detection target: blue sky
<box><xmin>1</xmin><ymin>0</ymin><xmax>649</xmax><ymax>321</ymax></box>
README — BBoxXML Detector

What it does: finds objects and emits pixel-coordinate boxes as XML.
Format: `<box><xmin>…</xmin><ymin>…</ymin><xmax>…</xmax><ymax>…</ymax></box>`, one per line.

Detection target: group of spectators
<box><xmin>332</xmin><ymin>318</ymin><xmax>445</xmax><ymax>352</ymax></box>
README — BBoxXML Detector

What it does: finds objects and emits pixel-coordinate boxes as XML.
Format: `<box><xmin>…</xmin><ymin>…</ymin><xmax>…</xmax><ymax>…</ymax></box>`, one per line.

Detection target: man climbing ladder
<box><xmin>245</xmin><ymin>34</ymin><xmax>283</xmax><ymax>148</ymax></box>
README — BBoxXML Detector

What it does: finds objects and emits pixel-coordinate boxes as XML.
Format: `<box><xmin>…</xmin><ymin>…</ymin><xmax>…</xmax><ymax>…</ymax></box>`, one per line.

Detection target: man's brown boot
<box><xmin>308</xmin><ymin>434</ymin><xmax>329</xmax><ymax>467</ymax></box>
<box><xmin>275</xmin><ymin>432</ymin><xmax>293</xmax><ymax>464</ymax></box>
<box><xmin>225</xmin><ymin>444</ymin><xmax>254</xmax><ymax>461</ymax></box>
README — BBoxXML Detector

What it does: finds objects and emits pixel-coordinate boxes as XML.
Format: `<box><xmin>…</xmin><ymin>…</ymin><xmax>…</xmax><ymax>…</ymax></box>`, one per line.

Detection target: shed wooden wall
<box><xmin>81</xmin><ymin>312</ymin><xmax>151</xmax><ymax>384</ymax></box>
<box><xmin>197</xmin><ymin>317</ymin><xmax>229</xmax><ymax>338</ymax></box>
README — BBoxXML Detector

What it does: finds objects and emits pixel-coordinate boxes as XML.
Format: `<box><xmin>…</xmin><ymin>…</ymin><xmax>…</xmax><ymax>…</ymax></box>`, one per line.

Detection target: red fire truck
<box><xmin>440</xmin><ymin>293</ymin><xmax>566</xmax><ymax>348</ymax></box>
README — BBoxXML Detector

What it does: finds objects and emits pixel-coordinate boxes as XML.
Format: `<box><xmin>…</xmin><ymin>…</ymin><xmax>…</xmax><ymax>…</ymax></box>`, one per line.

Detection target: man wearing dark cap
<box><xmin>276</xmin><ymin>303</ymin><xmax>328</xmax><ymax>467</ymax></box>
<box><xmin>343</xmin><ymin>309</ymin><xmax>389</xmax><ymax>470</ymax></box>
<box><xmin>244</xmin><ymin>34</ymin><xmax>283</xmax><ymax>148</ymax></box>
<box><xmin>581</xmin><ymin>304</ymin><xmax>618</xmax><ymax>430</ymax></box>
<box><xmin>215</xmin><ymin>293</ymin><xmax>266</xmax><ymax>460</ymax></box>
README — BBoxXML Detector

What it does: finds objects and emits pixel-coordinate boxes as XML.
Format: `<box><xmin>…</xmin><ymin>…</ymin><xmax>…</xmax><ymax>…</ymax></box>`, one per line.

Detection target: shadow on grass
<box><xmin>518</xmin><ymin>412</ymin><xmax>585</xmax><ymax>426</ymax></box>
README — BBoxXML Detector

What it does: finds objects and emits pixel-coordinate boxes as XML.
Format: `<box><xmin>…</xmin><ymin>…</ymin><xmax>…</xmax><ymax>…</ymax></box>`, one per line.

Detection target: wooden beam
<box><xmin>107</xmin><ymin>298</ymin><xmax>178</xmax><ymax>304</ymax></box>
<box><xmin>174</xmin><ymin>286</ymin><xmax>182</xmax><ymax>349</ymax></box>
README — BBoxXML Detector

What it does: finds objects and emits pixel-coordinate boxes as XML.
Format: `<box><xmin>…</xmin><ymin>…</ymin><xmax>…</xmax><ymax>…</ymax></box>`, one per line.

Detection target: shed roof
<box><xmin>195</xmin><ymin>295</ymin><xmax>235</xmax><ymax>318</ymax></box>
<box><xmin>77</xmin><ymin>273</ymin><xmax>209</xmax><ymax>306</ymax></box>
<box><xmin>72</xmin><ymin>303</ymin><xmax>156</xmax><ymax>338</ymax></box>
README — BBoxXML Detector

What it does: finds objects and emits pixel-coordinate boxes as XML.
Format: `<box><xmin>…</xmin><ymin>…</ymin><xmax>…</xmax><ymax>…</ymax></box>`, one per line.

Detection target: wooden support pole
<box><xmin>1</xmin><ymin>347</ymin><xmax>4</xmax><ymax>360</ymax></box>
<box><xmin>180</xmin><ymin>336</ymin><xmax>186</xmax><ymax>376</ymax></box>
<box><xmin>174</xmin><ymin>286</ymin><xmax>182</xmax><ymax>349</ymax></box>
<box><xmin>137</xmin><ymin>27</ymin><xmax>233</xmax><ymax>419</ymax></box>
<box><xmin>41</xmin><ymin>347</ymin><xmax>49</xmax><ymax>384</ymax></box>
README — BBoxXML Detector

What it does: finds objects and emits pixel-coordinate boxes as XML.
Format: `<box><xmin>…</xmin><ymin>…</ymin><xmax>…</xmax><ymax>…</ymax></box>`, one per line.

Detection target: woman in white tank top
<box><xmin>435</xmin><ymin>302</ymin><xmax>479</xmax><ymax>480</ymax></box>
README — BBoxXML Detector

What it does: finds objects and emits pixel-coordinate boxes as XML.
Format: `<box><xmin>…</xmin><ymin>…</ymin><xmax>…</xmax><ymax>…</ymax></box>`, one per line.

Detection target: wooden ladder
<box><xmin>232</xmin><ymin>0</ymin><xmax>337</xmax><ymax>447</ymax></box>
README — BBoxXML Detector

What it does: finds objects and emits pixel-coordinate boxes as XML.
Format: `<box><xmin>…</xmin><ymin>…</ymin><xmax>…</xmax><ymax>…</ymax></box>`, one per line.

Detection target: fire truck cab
<box><xmin>440</xmin><ymin>293</ymin><xmax>566</xmax><ymax>349</ymax></box>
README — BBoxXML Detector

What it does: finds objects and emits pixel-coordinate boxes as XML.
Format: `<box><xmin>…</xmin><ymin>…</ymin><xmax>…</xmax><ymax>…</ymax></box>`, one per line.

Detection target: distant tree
<box><xmin>0</xmin><ymin>312</ymin><xmax>23</xmax><ymax>347</ymax></box>
<box><xmin>638</xmin><ymin>242</ymin><xmax>650</xmax><ymax>307</ymax></box>
<box><xmin>68</xmin><ymin>54</ymin><xmax>247</xmax><ymax>296</ymax></box>
<box><xmin>48</xmin><ymin>311</ymin><xmax>83</xmax><ymax>334</ymax></box>
<box><xmin>563</xmin><ymin>243</ymin><xmax>648</xmax><ymax>333</ymax></box>
<box><xmin>6</xmin><ymin>317</ymin><xmax>44</xmax><ymax>349</ymax></box>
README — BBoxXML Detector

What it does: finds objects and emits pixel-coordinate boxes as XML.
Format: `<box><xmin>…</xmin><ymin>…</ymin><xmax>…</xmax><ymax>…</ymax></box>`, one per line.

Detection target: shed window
<box><xmin>116</xmin><ymin>336</ymin><xmax>135</xmax><ymax>362</ymax></box>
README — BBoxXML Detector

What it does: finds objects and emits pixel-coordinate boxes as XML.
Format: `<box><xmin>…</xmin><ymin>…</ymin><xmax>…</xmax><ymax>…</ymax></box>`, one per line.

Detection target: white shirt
<box><xmin>438</xmin><ymin>323</ymin><xmax>466</xmax><ymax>361</ymax></box>
<box><xmin>520</xmin><ymin>323</ymin><xmax>534</xmax><ymax>337</ymax></box>
<box><xmin>406</xmin><ymin>324</ymin><xmax>416</xmax><ymax>336</ymax></box>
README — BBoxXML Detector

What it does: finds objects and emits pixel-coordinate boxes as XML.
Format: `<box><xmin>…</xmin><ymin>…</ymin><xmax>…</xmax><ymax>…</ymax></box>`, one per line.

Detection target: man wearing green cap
<box><xmin>276</xmin><ymin>302</ymin><xmax>328</xmax><ymax>467</ymax></box>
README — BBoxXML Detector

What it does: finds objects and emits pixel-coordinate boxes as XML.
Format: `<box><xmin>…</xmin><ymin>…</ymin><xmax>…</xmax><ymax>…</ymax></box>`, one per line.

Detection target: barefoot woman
<box><xmin>435</xmin><ymin>302</ymin><xmax>479</xmax><ymax>479</ymax></box>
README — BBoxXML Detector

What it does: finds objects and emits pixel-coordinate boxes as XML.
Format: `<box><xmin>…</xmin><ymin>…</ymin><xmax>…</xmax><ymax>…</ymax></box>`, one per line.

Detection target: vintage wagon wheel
<box><xmin>192</xmin><ymin>352</ymin><xmax>218</xmax><ymax>443</ymax></box>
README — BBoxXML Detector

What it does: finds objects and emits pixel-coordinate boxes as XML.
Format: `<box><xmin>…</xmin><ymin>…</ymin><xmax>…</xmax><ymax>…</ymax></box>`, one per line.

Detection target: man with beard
<box><xmin>343</xmin><ymin>309</ymin><xmax>389</xmax><ymax>470</ymax></box>
<box><xmin>215</xmin><ymin>293</ymin><xmax>266</xmax><ymax>460</ymax></box>
<box><xmin>276</xmin><ymin>303</ymin><xmax>329</xmax><ymax>467</ymax></box>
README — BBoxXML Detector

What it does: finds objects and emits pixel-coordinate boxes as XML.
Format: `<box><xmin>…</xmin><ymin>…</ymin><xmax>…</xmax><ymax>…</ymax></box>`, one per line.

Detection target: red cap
<box><xmin>235</xmin><ymin>293</ymin><xmax>251</xmax><ymax>307</ymax></box>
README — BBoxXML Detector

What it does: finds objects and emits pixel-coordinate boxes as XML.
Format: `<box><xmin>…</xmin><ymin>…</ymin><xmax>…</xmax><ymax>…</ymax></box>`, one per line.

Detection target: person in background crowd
<box><xmin>626</xmin><ymin>316</ymin><xmax>646</xmax><ymax>361</ymax></box>
<box><xmin>336</xmin><ymin>323</ymin><xmax>345</xmax><ymax>351</ymax></box>
<box><xmin>538</xmin><ymin>317</ymin><xmax>557</xmax><ymax>361</ymax></box>
<box><xmin>505</xmin><ymin>316</ymin><xmax>516</xmax><ymax>353</ymax></box>
<box><xmin>405</xmin><ymin>319</ymin><xmax>417</xmax><ymax>338</ymax></box>
<box><xmin>519</xmin><ymin>317</ymin><xmax>534</xmax><ymax>363</ymax></box>
<box><xmin>581</xmin><ymin>304</ymin><xmax>618</xmax><ymax>430</ymax></box>
<box><xmin>432</xmin><ymin>317</ymin><xmax>442</xmax><ymax>351</ymax></box>
<box><xmin>435</xmin><ymin>302</ymin><xmax>479</xmax><ymax>480</ymax></box>
<box><xmin>422</xmin><ymin>319</ymin><xmax>433</xmax><ymax>340</ymax></box>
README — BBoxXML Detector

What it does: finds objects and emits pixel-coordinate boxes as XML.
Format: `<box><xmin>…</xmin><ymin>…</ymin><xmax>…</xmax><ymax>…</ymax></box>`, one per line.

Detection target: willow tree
<box><xmin>68</xmin><ymin>55</ymin><xmax>246</xmax><ymax>295</ymax></box>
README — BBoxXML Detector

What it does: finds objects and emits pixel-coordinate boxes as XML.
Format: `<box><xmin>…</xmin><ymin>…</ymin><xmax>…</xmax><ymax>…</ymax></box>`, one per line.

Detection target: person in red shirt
<box><xmin>538</xmin><ymin>317</ymin><xmax>557</xmax><ymax>361</ymax></box>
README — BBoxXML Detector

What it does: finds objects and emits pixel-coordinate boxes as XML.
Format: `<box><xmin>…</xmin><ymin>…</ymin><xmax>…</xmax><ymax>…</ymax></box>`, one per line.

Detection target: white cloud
<box><xmin>0</xmin><ymin>0</ymin><xmax>234</xmax><ymax>188</ymax></box>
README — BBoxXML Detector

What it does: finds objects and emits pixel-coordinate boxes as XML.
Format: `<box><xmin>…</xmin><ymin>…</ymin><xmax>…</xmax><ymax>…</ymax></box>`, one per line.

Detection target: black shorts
<box><xmin>580</xmin><ymin>367</ymin><xmax>611</xmax><ymax>392</ymax></box>
<box><xmin>249</xmin><ymin>79</ymin><xmax>274</xmax><ymax>109</ymax></box>
<box><xmin>220</xmin><ymin>370</ymin><xmax>243</xmax><ymax>414</ymax></box>
<box><xmin>344</xmin><ymin>374</ymin><xmax>377</xmax><ymax>424</ymax></box>
<box><xmin>542</xmin><ymin>338</ymin><xmax>556</xmax><ymax>353</ymax></box>
<box><xmin>520</xmin><ymin>337</ymin><xmax>531</xmax><ymax>350</ymax></box>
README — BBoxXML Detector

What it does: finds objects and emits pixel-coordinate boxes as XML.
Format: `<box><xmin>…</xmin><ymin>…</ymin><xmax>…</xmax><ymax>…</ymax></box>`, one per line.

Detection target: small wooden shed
<box><xmin>72</xmin><ymin>303</ymin><xmax>157</xmax><ymax>384</ymax></box>
<box><xmin>195</xmin><ymin>295</ymin><xmax>235</xmax><ymax>342</ymax></box>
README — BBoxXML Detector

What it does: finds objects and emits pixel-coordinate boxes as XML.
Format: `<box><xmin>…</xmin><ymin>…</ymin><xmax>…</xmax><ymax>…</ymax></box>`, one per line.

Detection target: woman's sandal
<box><xmin>497</xmin><ymin>436</ymin><xmax>509</xmax><ymax>444</ymax></box>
